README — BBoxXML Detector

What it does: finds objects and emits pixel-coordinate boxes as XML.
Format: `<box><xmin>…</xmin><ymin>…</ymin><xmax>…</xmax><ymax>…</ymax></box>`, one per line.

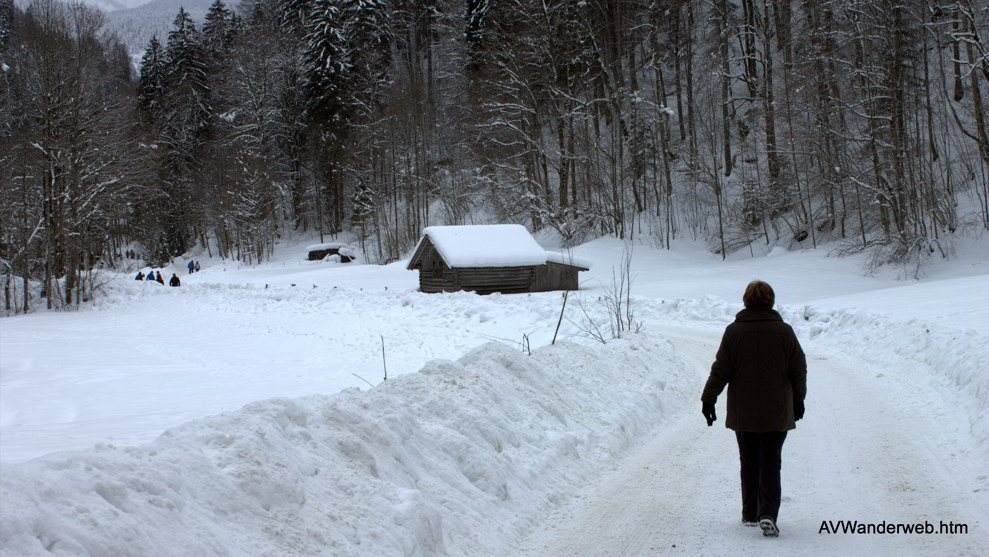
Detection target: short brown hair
<box><xmin>743</xmin><ymin>280</ymin><xmax>775</xmax><ymax>309</ymax></box>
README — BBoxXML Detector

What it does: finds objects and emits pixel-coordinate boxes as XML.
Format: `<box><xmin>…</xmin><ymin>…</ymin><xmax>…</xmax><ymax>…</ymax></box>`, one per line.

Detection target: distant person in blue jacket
<box><xmin>188</xmin><ymin>260</ymin><xmax>195</xmax><ymax>274</ymax></box>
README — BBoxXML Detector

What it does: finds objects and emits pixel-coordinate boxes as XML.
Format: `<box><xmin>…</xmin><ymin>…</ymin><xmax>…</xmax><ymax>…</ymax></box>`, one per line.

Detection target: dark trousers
<box><xmin>735</xmin><ymin>431</ymin><xmax>787</xmax><ymax>521</ymax></box>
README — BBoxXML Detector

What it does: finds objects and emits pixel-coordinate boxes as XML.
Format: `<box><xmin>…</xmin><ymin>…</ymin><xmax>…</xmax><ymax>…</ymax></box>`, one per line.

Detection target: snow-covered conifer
<box><xmin>0</xmin><ymin>0</ymin><xmax>13</xmax><ymax>53</ymax></box>
<box><xmin>203</xmin><ymin>0</ymin><xmax>236</xmax><ymax>57</ymax></box>
<box><xmin>137</xmin><ymin>36</ymin><xmax>166</xmax><ymax>119</ymax></box>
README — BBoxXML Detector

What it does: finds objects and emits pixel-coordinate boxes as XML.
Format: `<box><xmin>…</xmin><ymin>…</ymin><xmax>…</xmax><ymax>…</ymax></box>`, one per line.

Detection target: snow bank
<box><xmin>793</xmin><ymin>305</ymin><xmax>989</xmax><ymax>455</ymax></box>
<box><xmin>0</xmin><ymin>335</ymin><xmax>692</xmax><ymax>557</ymax></box>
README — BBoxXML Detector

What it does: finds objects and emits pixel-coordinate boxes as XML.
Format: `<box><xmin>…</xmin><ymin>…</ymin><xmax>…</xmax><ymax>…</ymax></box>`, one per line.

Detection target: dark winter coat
<box><xmin>701</xmin><ymin>308</ymin><xmax>807</xmax><ymax>432</ymax></box>
<box><xmin>169</xmin><ymin>274</ymin><xmax>181</xmax><ymax>287</ymax></box>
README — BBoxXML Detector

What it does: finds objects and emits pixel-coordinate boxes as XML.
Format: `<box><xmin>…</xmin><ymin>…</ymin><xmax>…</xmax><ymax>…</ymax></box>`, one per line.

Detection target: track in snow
<box><xmin>511</xmin><ymin>324</ymin><xmax>987</xmax><ymax>557</ymax></box>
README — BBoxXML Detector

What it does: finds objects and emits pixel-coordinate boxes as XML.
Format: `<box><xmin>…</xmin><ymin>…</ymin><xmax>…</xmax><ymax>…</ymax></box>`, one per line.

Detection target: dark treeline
<box><xmin>1</xmin><ymin>0</ymin><xmax>987</xmax><ymax>312</ymax></box>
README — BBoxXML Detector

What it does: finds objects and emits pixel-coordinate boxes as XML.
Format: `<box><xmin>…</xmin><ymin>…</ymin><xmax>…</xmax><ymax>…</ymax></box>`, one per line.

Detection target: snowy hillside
<box><xmin>106</xmin><ymin>0</ymin><xmax>213</xmax><ymax>56</ymax></box>
<box><xmin>72</xmin><ymin>0</ymin><xmax>150</xmax><ymax>11</ymax></box>
<box><xmin>1</xmin><ymin>235</ymin><xmax>987</xmax><ymax>555</ymax></box>
<box><xmin>76</xmin><ymin>0</ymin><xmax>130</xmax><ymax>12</ymax></box>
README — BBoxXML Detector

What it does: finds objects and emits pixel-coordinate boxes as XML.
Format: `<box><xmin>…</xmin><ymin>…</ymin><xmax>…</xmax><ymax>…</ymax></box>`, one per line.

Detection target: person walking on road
<box><xmin>701</xmin><ymin>280</ymin><xmax>807</xmax><ymax>538</ymax></box>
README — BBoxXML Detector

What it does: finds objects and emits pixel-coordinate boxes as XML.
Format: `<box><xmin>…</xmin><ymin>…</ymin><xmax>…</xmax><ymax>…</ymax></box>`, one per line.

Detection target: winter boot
<box><xmin>759</xmin><ymin>516</ymin><xmax>779</xmax><ymax>537</ymax></box>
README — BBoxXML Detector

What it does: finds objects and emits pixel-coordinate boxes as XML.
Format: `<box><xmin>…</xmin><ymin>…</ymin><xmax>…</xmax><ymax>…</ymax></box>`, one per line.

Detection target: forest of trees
<box><xmin>1</xmin><ymin>0</ymin><xmax>987</xmax><ymax>312</ymax></box>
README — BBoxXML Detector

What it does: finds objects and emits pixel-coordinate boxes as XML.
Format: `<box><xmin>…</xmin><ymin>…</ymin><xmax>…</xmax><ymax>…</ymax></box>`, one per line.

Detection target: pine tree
<box><xmin>155</xmin><ymin>7</ymin><xmax>213</xmax><ymax>256</ymax></box>
<box><xmin>350</xmin><ymin>178</ymin><xmax>375</xmax><ymax>251</ymax></box>
<box><xmin>337</xmin><ymin>0</ymin><xmax>391</xmax><ymax>116</ymax></box>
<box><xmin>303</xmin><ymin>0</ymin><xmax>347</xmax><ymax>121</ymax></box>
<box><xmin>201</xmin><ymin>0</ymin><xmax>237</xmax><ymax>140</ymax></box>
<box><xmin>0</xmin><ymin>0</ymin><xmax>13</xmax><ymax>54</ymax></box>
<box><xmin>137</xmin><ymin>36</ymin><xmax>166</xmax><ymax>119</ymax></box>
<box><xmin>279</xmin><ymin>0</ymin><xmax>312</xmax><ymax>33</ymax></box>
<box><xmin>465</xmin><ymin>0</ymin><xmax>490</xmax><ymax>49</ymax></box>
<box><xmin>162</xmin><ymin>8</ymin><xmax>212</xmax><ymax>164</ymax></box>
<box><xmin>203</xmin><ymin>0</ymin><xmax>235</xmax><ymax>56</ymax></box>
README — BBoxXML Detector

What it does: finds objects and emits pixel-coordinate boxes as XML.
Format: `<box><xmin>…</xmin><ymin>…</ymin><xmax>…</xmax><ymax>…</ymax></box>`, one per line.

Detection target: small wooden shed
<box><xmin>407</xmin><ymin>225</ymin><xmax>591</xmax><ymax>294</ymax></box>
<box><xmin>306</xmin><ymin>242</ymin><xmax>355</xmax><ymax>263</ymax></box>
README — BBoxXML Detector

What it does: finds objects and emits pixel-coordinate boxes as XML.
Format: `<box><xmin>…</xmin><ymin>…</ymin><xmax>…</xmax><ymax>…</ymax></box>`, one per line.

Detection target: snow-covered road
<box><xmin>511</xmin><ymin>323</ymin><xmax>988</xmax><ymax>556</ymax></box>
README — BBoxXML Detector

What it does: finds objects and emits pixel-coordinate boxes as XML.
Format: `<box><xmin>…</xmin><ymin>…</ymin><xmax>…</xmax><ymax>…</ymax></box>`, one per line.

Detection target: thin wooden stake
<box><xmin>381</xmin><ymin>334</ymin><xmax>388</xmax><ymax>381</ymax></box>
<box><xmin>552</xmin><ymin>290</ymin><xmax>569</xmax><ymax>345</ymax></box>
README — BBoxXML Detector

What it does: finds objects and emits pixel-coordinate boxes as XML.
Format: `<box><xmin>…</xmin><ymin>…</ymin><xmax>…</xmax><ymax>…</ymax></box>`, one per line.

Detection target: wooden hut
<box><xmin>306</xmin><ymin>243</ymin><xmax>355</xmax><ymax>263</ymax></box>
<box><xmin>407</xmin><ymin>225</ymin><xmax>591</xmax><ymax>294</ymax></box>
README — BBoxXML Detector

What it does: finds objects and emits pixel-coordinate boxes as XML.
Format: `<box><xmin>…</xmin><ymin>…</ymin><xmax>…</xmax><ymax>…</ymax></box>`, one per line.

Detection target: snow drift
<box><xmin>0</xmin><ymin>335</ymin><xmax>693</xmax><ymax>556</ymax></box>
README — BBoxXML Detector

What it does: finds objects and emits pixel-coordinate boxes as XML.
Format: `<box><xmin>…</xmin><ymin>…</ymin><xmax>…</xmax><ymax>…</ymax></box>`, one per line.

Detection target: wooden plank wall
<box><xmin>418</xmin><ymin>264</ymin><xmax>581</xmax><ymax>294</ymax></box>
<box><xmin>532</xmin><ymin>262</ymin><xmax>579</xmax><ymax>291</ymax></box>
<box><xmin>457</xmin><ymin>267</ymin><xmax>534</xmax><ymax>294</ymax></box>
<box><xmin>417</xmin><ymin>241</ymin><xmax>445</xmax><ymax>271</ymax></box>
<box><xmin>419</xmin><ymin>269</ymin><xmax>458</xmax><ymax>292</ymax></box>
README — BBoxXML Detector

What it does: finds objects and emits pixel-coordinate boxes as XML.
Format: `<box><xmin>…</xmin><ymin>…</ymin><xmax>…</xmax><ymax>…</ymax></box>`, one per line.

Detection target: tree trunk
<box><xmin>761</xmin><ymin>0</ymin><xmax>780</xmax><ymax>192</ymax></box>
<box><xmin>953</xmin><ymin>7</ymin><xmax>964</xmax><ymax>102</ymax></box>
<box><xmin>719</xmin><ymin>0</ymin><xmax>733</xmax><ymax>177</ymax></box>
<box><xmin>672</xmin><ymin>5</ymin><xmax>686</xmax><ymax>141</ymax></box>
<box><xmin>686</xmin><ymin>3</ymin><xmax>698</xmax><ymax>165</ymax></box>
<box><xmin>968</xmin><ymin>25</ymin><xmax>989</xmax><ymax>169</ymax></box>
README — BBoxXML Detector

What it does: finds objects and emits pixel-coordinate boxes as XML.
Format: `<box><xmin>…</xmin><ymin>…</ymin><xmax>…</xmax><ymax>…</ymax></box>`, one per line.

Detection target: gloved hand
<box><xmin>702</xmin><ymin>401</ymin><xmax>717</xmax><ymax>426</ymax></box>
<box><xmin>794</xmin><ymin>399</ymin><xmax>805</xmax><ymax>421</ymax></box>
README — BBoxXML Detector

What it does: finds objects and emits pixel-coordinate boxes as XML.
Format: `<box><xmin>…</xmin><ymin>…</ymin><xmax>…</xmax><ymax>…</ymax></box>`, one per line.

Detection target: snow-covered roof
<box><xmin>546</xmin><ymin>251</ymin><xmax>593</xmax><ymax>270</ymax></box>
<box><xmin>421</xmin><ymin>224</ymin><xmax>548</xmax><ymax>268</ymax></box>
<box><xmin>306</xmin><ymin>242</ymin><xmax>348</xmax><ymax>251</ymax></box>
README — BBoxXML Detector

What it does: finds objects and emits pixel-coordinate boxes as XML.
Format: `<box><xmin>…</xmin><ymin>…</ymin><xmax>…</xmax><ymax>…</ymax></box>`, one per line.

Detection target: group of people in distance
<box><xmin>134</xmin><ymin>269</ymin><xmax>181</xmax><ymax>287</ymax></box>
<box><xmin>134</xmin><ymin>260</ymin><xmax>200</xmax><ymax>287</ymax></box>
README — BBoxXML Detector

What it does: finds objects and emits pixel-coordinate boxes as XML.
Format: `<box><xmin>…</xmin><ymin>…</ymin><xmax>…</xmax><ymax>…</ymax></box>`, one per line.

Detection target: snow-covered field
<box><xmin>1</xmin><ymin>232</ymin><xmax>987</xmax><ymax>556</ymax></box>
